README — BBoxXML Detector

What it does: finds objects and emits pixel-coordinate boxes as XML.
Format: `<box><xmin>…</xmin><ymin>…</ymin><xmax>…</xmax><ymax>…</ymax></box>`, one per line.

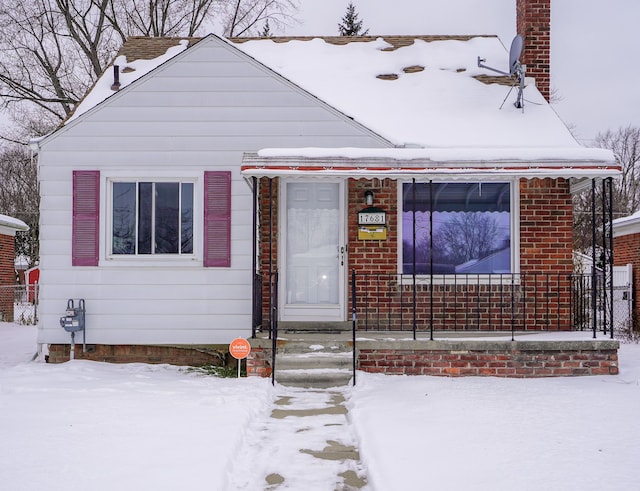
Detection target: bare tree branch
<box><xmin>573</xmin><ymin>125</ymin><xmax>640</xmax><ymax>252</ymax></box>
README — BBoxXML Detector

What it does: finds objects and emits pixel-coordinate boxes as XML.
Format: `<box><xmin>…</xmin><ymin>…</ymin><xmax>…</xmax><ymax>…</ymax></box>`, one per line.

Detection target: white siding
<box><xmin>37</xmin><ymin>36</ymin><xmax>390</xmax><ymax>346</ymax></box>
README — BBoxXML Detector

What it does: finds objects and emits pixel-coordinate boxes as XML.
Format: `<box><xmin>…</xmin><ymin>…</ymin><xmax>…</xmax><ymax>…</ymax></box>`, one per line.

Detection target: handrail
<box><xmin>351</xmin><ymin>269</ymin><xmax>357</xmax><ymax>386</ymax></box>
<box><xmin>270</xmin><ymin>271</ymin><xmax>278</xmax><ymax>386</ymax></box>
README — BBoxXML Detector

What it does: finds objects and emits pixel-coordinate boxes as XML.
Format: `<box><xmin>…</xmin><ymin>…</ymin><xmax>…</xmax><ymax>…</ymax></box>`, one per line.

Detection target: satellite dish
<box><xmin>477</xmin><ymin>34</ymin><xmax>527</xmax><ymax>110</ymax></box>
<box><xmin>509</xmin><ymin>34</ymin><xmax>523</xmax><ymax>76</ymax></box>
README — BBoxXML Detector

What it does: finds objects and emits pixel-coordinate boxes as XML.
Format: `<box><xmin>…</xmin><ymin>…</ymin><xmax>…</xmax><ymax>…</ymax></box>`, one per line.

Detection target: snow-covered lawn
<box><xmin>1</xmin><ymin>322</ymin><xmax>639</xmax><ymax>490</ymax></box>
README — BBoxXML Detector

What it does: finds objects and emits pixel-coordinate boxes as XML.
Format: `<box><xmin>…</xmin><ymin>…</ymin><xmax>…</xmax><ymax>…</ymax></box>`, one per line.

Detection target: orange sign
<box><xmin>229</xmin><ymin>338</ymin><xmax>251</xmax><ymax>360</ymax></box>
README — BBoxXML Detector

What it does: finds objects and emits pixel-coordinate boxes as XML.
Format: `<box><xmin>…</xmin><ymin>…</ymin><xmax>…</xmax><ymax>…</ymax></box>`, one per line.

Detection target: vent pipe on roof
<box><xmin>110</xmin><ymin>65</ymin><xmax>121</xmax><ymax>91</ymax></box>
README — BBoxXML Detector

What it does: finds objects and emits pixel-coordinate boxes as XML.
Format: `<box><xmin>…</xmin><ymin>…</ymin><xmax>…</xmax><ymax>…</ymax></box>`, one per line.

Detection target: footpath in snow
<box><xmin>225</xmin><ymin>385</ymin><xmax>368</xmax><ymax>490</ymax></box>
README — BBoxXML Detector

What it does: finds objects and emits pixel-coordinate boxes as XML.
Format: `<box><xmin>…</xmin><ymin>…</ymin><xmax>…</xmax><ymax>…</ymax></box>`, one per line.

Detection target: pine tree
<box><xmin>338</xmin><ymin>2</ymin><xmax>369</xmax><ymax>36</ymax></box>
<box><xmin>261</xmin><ymin>19</ymin><xmax>272</xmax><ymax>37</ymax></box>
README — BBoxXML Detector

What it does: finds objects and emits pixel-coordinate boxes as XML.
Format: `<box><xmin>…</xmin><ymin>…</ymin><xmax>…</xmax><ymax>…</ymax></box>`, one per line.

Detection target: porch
<box><xmin>241</xmin><ymin>151</ymin><xmax>620</xmax><ymax>382</ymax></box>
<box><xmin>243</xmin><ymin>154</ymin><xmax>617</xmax><ymax>332</ymax></box>
<box><xmin>248</xmin><ymin>329</ymin><xmax>620</xmax><ymax>384</ymax></box>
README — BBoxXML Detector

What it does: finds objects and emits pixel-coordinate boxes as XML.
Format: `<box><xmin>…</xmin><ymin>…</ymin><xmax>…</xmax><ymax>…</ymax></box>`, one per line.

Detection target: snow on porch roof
<box><xmin>240</xmin><ymin>147</ymin><xmax>620</xmax><ymax>180</ymax></box>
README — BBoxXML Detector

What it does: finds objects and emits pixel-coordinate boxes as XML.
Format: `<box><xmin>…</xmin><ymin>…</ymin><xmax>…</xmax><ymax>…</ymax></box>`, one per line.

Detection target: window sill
<box><xmin>101</xmin><ymin>256</ymin><xmax>201</xmax><ymax>268</ymax></box>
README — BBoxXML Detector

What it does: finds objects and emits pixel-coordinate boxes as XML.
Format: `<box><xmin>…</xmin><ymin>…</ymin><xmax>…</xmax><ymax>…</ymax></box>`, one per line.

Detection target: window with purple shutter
<box><xmin>72</xmin><ymin>170</ymin><xmax>100</xmax><ymax>266</ymax></box>
<box><xmin>204</xmin><ymin>171</ymin><xmax>231</xmax><ymax>267</ymax></box>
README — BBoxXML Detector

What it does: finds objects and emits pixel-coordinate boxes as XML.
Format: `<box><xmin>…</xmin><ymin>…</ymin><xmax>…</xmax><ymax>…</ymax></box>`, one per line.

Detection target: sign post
<box><xmin>229</xmin><ymin>338</ymin><xmax>251</xmax><ymax>378</ymax></box>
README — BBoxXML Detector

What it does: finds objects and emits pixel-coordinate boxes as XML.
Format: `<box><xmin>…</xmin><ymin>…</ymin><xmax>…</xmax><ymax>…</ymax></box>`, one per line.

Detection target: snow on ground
<box><xmin>1</xmin><ymin>322</ymin><xmax>639</xmax><ymax>490</ymax></box>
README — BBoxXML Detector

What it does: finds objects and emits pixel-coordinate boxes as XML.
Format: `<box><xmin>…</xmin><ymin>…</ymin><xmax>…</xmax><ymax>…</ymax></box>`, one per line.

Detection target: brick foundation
<box><xmin>247</xmin><ymin>338</ymin><xmax>619</xmax><ymax>378</ymax></box>
<box><xmin>357</xmin><ymin>341</ymin><xmax>619</xmax><ymax>377</ymax></box>
<box><xmin>246</xmin><ymin>346</ymin><xmax>272</xmax><ymax>377</ymax></box>
<box><xmin>47</xmin><ymin>344</ymin><xmax>227</xmax><ymax>366</ymax></box>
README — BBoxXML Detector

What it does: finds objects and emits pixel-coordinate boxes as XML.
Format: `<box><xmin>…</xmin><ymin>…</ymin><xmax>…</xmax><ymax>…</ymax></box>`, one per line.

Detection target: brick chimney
<box><xmin>516</xmin><ymin>0</ymin><xmax>551</xmax><ymax>102</ymax></box>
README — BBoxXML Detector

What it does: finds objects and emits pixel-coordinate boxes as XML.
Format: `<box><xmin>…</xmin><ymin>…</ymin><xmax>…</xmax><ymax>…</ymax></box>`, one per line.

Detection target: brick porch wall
<box><xmin>246</xmin><ymin>339</ymin><xmax>620</xmax><ymax>378</ymax></box>
<box><xmin>357</xmin><ymin>344</ymin><xmax>619</xmax><ymax>377</ymax></box>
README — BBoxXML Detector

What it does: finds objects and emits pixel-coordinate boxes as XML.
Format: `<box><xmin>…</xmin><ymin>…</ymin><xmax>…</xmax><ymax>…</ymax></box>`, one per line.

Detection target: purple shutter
<box><xmin>204</xmin><ymin>171</ymin><xmax>231</xmax><ymax>267</ymax></box>
<box><xmin>72</xmin><ymin>170</ymin><xmax>100</xmax><ymax>266</ymax></box>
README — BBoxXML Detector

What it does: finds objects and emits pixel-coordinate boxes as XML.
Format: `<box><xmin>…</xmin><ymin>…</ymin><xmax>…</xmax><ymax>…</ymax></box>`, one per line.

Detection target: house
<box><xmin>612</xmin><ymin>210</ymin><xmax>640</xmax><ymax>330</ymax></box>
<box><xmin>0</xmin><ymin>214</ymin><xmax>29</xmax><ymax>322</ymax></box>
<box><xmin>30</xmin><ymin>0</ymin><xmax>620</xmax><ymax>372</ymax></box>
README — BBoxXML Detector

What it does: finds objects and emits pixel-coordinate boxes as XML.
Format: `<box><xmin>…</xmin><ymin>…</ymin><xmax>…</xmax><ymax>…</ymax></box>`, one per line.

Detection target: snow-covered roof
<box><xmin>67</xmin><ymin>39</ymin><xmax>190</xmax><ymax>124</ymax></box>
<box><xmin>45</xmin><ymin>34</ymin><xmax>615</xmax><ymax>171</ymax></box>
<box><xmin>0</xmin><ymin>214</ymin><xmax>29</xmax><ymax>233</ymax></box>
<box><xmin>236</xmin><ymin>36</ymin><xmax>575</xmax><ymax>149</ymax></box>
<box><xmin>612</xmin><ymin>209</ymin><xmax>640</xmax><ymax>237</ymax></box>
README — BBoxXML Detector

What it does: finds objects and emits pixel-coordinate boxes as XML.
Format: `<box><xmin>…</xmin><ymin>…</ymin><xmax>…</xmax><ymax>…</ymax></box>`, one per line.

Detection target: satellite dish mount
<box><xmin>477</xmin><ymin>34</ymin><xmax>526</xmax><ymax>110</ymax></box>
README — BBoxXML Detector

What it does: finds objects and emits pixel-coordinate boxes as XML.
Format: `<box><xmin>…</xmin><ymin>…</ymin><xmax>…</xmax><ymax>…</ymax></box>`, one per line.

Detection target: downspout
<box><xmin>28</xmin><ymin>137</ymin><xmax>44</xmax><ymax>361</ymax></box>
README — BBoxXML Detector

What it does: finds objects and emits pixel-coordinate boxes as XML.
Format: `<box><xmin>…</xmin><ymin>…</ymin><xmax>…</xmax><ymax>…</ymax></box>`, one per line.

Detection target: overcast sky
<box><xmin>285</xmin><ymin>0</ymin><xmax>639</xmax><ymax>144</ymax></box>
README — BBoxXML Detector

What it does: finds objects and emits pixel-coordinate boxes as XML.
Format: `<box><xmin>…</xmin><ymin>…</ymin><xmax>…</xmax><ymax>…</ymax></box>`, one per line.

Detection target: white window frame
<box><xmin>397</xmin><ymin>179</ymin><xmax>520</xmax><ymax>283</ymax></box>
<box><xmin>101</xmin><ymin>171</ymin><xmax>202</xmax><ymax>267</ymax></box>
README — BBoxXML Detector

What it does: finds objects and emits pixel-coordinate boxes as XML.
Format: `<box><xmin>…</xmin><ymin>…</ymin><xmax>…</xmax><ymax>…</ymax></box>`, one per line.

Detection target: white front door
<box><xmin>280</xmin><ymin>180</ymin><xmax>346</xmax><ymax>321</ymax></box>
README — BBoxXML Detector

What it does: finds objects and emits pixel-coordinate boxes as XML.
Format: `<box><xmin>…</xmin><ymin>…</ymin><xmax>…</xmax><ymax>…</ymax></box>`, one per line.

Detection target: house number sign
<box><xmin>358</xmin><ymin>210</ymin><xmax>386</xmax><ymax>225</ymax></box>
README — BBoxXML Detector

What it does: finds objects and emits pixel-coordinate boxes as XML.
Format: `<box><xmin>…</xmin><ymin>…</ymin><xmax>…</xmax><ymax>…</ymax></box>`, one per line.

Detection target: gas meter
<box><xmin>59</xmin><ymin>299</ymin><xmax>86</xmax><ymax>360</ymax></box>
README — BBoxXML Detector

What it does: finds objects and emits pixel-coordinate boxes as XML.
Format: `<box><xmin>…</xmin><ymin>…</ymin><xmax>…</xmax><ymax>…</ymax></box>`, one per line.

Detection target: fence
<box><xmin>0</xmin><ymin>284</ymin><xmax>39</xmax><ymax>325</ymax></box>
<box><xmin>571</xmin><ymin>273</ymin><xmax>632</xmax><ymax>334</ymax></box>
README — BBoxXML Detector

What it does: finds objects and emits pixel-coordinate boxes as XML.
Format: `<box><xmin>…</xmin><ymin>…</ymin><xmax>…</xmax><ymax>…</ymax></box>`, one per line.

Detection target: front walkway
<box><xmin>226</xmin><ymin>385</ymin><xmax>369</xmax><ymax>490</ymax></box>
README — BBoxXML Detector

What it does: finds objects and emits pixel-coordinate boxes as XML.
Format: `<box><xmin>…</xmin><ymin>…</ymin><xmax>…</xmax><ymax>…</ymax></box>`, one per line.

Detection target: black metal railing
<box><xmin>251</xmin><ymin>273</ymin><xmax>263</xmax><ymax>338</ymax></box>
<box><xmin>270</xmin><ymin>271</ymin><xmax>278</xmax><ymax>386</ymax></box>
<box><xmin>349</xmin><ymin>272</ymin><xmax>612</xmax><ymax>338</ymax></box>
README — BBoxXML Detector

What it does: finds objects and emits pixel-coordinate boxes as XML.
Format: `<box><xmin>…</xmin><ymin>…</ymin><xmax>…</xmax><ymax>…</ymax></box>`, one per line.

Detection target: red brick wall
<box><xmin>258</xmin><ymin>177</ymin><xmax>279</xmax><ymax>327</ymax></box>
<box><xmin>0</xmin><ymin>233</ymin><xmax>16</xmax><ymax>321</ymax></box>
<box><xmin>348</xmin><ymin>178</ymin><xmax>398</xmax><ymax>277</ymax></box>
<box><xmin>358</xmin><ymin>346</ymin><xmax>619</xmax><ymax>377</ymax></box>
<box><xmin>516</xmin><ymin>0</ymin><xmax>551</xmax><ymax>102</ymax></box>
<box><xmin>614</xmin><ymin>232</ymin><xmax>640</xmax><ymax>329</ymax></box>
<box><xmin>519</xmin><ymin>178</ymin><xmax>573</xmax><ymax>329</ymax></box>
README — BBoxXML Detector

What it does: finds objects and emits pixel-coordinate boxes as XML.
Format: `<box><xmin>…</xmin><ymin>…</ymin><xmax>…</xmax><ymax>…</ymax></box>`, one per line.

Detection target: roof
<box><xmin>44</xmin><ymin>34</ymin><xmax>616</xmax><ymax>176</ymax></box>
<box><xmin>612</xmin><ymin>210</ymin><xmax>640</xmax><ymax>238</ymax></box>
<box><xmin>0</xmin><ymin>214</ymin><xmax>29</xmax><ymax>234</ymax></box>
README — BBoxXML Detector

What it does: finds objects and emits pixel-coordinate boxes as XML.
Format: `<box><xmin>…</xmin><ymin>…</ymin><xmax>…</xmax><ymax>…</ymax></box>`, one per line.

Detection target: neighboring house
<box><xmin>612</xmin><ymin>210</ymin><xmax>640</xmax><ymax>330</ymax></box>
<box><xmin>30</xmin><ymin>0</ymin><xmax>619</xmax><ymax>362</ymax></box>
<box><xmin>0</xmin><ymin>214</ymin><xmax>29</xmax><ymax>322</ymax></box>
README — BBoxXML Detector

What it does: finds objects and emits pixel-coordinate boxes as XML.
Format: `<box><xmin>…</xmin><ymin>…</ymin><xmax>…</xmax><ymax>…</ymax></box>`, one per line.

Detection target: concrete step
<box><xmin>276</xmin><ymin>340</ymin><xmax>352</xmax><ymax>354</ymax></box>
<box><xmin>277</xmin><ymin>321</ymin><xmax>352</xmax><ymax>333</ymax></box>
<box><xmin>273</xmin><ymin>337</ymin><xmax>355</xmax><ymax>388</ymax></box>
<box><xmin>274</xmin><ymin>368</ymin><xmax>353</xmax><ymax>388</ymax></box>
